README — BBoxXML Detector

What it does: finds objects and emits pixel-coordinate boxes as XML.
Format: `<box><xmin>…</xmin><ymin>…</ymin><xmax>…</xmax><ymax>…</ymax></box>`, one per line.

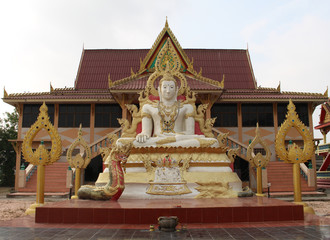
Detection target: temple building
<box><xmin>3</xmin><ymin>21</ymin><xmax>328</xmax><ymax>193</ymax></box>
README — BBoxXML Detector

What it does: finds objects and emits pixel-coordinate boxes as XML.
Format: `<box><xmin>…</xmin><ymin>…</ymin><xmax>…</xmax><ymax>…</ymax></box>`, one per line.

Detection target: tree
<box><xmin>0</xmin><ymin>109</ymin><xmax>18</xmax><ymax>186</ymax></box>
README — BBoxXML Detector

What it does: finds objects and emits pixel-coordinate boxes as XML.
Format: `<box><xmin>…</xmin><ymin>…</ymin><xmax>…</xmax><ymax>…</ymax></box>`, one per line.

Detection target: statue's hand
<box><xmin>136</xmin><ymin>133</ymin><xmax>150</xmax><ymax>143</ymax></box>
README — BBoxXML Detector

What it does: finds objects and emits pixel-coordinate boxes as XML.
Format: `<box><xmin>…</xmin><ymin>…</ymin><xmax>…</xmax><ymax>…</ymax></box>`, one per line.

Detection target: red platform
<box><xmin>35</xmin><ymin>197</ymin><xmax>304</xmax><ymax>224</ymax></box>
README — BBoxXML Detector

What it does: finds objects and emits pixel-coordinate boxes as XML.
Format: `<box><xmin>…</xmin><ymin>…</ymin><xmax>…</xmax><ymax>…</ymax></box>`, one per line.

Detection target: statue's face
<box><xmin>160</xmin><ymin>80</ymin><xmax>176</xmax><ymax>101</ymax></box>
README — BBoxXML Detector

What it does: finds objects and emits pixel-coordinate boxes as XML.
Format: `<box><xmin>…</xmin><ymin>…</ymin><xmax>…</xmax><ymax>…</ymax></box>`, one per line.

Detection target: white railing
<box><xmin>300</xmin><ymin>163</ymin><xmax>315</xmax><ymax>187</ymax></box>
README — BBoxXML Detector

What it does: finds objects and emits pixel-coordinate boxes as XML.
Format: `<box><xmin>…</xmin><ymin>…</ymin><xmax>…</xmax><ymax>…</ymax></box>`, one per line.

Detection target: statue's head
<box><xmin>158</xmin><ymin>69</ymin><xmax>178</xmax><ymax>102</ymax></box>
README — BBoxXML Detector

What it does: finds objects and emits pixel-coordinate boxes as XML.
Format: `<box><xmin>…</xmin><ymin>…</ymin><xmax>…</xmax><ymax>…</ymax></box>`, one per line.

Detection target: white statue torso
<box><xmin>142</xmin><ymin>101</ymin><xmax>194</xmax><ymax>137</ymax></box>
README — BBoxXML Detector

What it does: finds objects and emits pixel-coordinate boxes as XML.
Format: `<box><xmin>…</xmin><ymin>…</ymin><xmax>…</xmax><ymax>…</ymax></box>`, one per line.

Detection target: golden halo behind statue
<box><xmin>146</xmin><ymin>71</ymin><xmax>187</xmax><ymax>97</ymax></box>
<box><xmin>146</xmin><ymin>38</ymin><xmax>187</xmax><ymax>97</ymax></box>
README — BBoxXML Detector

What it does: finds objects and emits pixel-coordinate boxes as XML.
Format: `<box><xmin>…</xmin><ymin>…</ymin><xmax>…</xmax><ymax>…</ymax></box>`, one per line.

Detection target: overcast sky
<box><xmin>0</xmin><ymin>0</ymin><xmax>329</xmax><ymax>139</ymax></box>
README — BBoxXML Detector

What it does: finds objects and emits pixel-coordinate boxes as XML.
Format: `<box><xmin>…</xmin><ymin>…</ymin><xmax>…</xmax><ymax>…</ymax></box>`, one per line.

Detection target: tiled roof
<box><xmin>222</xmin><ymin>89</ymin><xmax>327</xmax><ymax>101</ymax></box>
<box><xmin>185</xmin><ymin>49</ymin><xmax>255</xmax><ymax>89</ymax></box>
<box><xmin>109</xmin><ymin>75</ymin><xmax>221</xmax><ymax>91</ymax></box>
<box><xmin>75</xmin><ymin>49</ymin><xmax>255</xmax><ymax>90</ymax></box>
<box><xmin>4</xmin><ymin>89</ymin><xmax>113</xmax><ymax>102</ymax></box>
<box><xmin>75</xmin><ymin>49</ymin><xmax>148</xmax><ymax>90</ymax></box>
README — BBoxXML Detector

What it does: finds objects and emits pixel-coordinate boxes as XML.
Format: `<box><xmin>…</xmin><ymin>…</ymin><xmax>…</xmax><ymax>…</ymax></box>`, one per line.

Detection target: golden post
<box><xmin>247</xmin><ymin>123</ymin><xmax>271</xmax><ymax>197</ymax></box>
<box><xmin>256</xmin><ymin>167</ymin><xmax>264</xmax><ymax>197</ymax></box>
<box><xmin>71</xmin><ymin>168</ymin><xmax>81</xmax><ymax>199</ymax></box>
<box><xmin>293</xmin><ymin>163</ymin><xmax>302</xmax><ymax>203</ymax></box>
<box><xmin>67</xmin><ymin>124</ymin><xmax>92</xmax><ymax>199</ymax></box>
<box><xmin>275</xmin><ymin>100</ymin><xmax>315</xmax><ymax>214</ymax></box>
<box><xmin>22</xmin><ymin>103</ymin><xmax>62</xmax><ymax>215</ymax></box>
<box><xmin>36</xmin><ymin>165</ymin><xmax>45</xmax><ymax>204</ymax></box>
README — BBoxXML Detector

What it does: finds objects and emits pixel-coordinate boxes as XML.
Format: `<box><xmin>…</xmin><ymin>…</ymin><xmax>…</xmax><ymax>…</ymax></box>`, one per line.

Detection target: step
<box><xmin>269</xmin><ymin>191</ymin><xmax>326</xmax><ymax>198</ymax></box>
<box><xmin>266</xmin><ymin>161</ymin><xmax>315</xmax><ymax>192</ymax></box>
<box><xmin>19</xmin><ymin>162</ymin><xmax>70</xmax><ymax>193</ymax></box>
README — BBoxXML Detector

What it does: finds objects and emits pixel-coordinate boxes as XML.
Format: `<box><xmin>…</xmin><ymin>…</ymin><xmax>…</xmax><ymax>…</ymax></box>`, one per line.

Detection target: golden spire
<box><xmin>324</xmin><ymin>86</ymin><xmax>328</xmax><ymax>97</ymax></box>
<box><xmin>50</xmin><ymin>83</ymin><xmax>54</xmax><ymax>92</ymax></box>
<box><xmin>108</xmin><ymin>73</ymin><xmax>113</xmax><ymax>88</ymax></box>
<box><xmin>219</xmin><ymin>74</ymin><xmax>225</xmax><ymax>88</ymax></box>
<box><xmin>165</xmin><ymin>16</ymin><xmax>169</xmax><ymax>28</ymax></box>
<box><xmin>277</xmin><ymin>81</ymin><xmax>281</xmax><ymax>92</ymax></box>
<box><xmin>4</xmin><ymin>87</ymin><xmax>8</xmax><ymax>98</ymax></box>
<box><xmin>139</xmin><ymin>57</ymin><xmax>145</xmax><ymax>72</ymax></box>
<box><xmin>130</xmin><ymin>67</ymin><xmax>135</xmax><ymax>76</ymax></box>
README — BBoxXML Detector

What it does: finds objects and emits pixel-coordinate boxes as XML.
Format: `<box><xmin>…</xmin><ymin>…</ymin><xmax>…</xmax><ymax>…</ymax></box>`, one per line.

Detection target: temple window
<box><xmin>95</xmin><ymin>104</ymin><xmax>122</xmax><ymax>128</ymax></box>
<box><xmin>277</xmin><ymin>103</ymin><xmax>309</xmax><ymax>126</ymax></box>
<box><xmin>58</xmin><ymin>104</ymin><xmax>91</xmax><ymax>127</ymax></box>
<box><xmin>242</xmin><ymin>103</ymin><xmax>274</xmax><ymax>127</ymax></box>
<box><xmin>211</xmin><ymin>103</ymin><xmax>238</xmax><ymax>127</ymax></box>
<box><xmin>22</xmin><ymin>104</ymin><xmax>54</xmax><ymax>127</ymax></box>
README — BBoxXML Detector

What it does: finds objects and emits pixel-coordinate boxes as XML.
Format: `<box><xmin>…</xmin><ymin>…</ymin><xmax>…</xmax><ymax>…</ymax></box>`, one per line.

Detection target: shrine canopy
<box><xmin>315</xmin><ymin>99</ymin><xmax>330</xmax><ymax>134</ymax></box>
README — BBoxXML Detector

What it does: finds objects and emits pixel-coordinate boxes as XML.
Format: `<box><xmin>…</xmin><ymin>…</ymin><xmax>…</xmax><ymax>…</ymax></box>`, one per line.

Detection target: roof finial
<box><xmin>324</xmin><ymin>86</ymin><xmax>328</xmax><ymax>97</ymax></box>
<box><xmin>108</xmin><ymin>73</ymin><xmax>113</xmax><ymax>88</ymax></box>
<box><xmin>165</xmin><ymin>16</ymin><xmax>169</xmax><ymax>28</ymax></box>
<box><xmin>277</xmin><ymin>81</ymin><xmax>281</xmax><ymax>92</ymax></box>
<box><xmin>4</xmin><ymin>87</ymin><xmax>8</xmax><ymax>98</ymax></box>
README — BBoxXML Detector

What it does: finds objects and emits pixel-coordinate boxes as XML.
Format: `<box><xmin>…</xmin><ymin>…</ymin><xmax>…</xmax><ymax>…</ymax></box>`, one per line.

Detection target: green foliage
<box><xmin>0</xmin><ymin>109</ymin><xmax>18</xmax><ymax>186</ymax></box>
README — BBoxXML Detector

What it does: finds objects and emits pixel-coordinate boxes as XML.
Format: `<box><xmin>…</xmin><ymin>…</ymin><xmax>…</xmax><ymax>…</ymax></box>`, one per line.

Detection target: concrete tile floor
<box><xmin>0</xmin><ymin>213</ymin><xmax>329</xmax><ymax>239</ymax></box>
<box><xmin>0</xmin><ymin>225</ymin><xmax>329</xmax><ymax>239</ymax></box>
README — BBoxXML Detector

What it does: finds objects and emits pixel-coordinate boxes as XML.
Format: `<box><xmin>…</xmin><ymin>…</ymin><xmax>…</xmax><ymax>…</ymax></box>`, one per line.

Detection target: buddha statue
<box><xmin>129</xmin><ymin>70</ymin><xmax>219</xmax><ymax>148</ymax></box>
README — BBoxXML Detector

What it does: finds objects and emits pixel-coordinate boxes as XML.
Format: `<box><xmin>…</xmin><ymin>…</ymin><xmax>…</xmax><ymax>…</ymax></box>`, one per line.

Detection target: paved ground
<box><xmin>0</xmin><ymin>225</ymin><xmax>329</xmax><ymax>239</ymax></box>
<box><xmin>0</xmin><ymin>188</ymin><xmax>329</xmax><ymax>239</ymax></box>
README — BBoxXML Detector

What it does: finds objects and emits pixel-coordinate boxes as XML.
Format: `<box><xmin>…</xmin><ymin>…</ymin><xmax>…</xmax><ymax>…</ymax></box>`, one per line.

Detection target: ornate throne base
<box><xmin>96</xmin><ymin>148</ymin><xmax>242</xmax><ymax>199</ymax></box>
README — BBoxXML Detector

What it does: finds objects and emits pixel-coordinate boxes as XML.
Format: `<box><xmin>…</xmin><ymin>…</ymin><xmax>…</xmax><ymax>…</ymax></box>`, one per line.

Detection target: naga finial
<box><xmin>247</xmin><ymin>123</ymin><xmax>271</xmax><ymax>168</ymax></box>
<box><xmin>67</xmin><ymin>124</ymin><xmax>92</xmax><ymax>169</ymax></box>
<box><xmin>275</xmin><ymin>99</ymin><xmax>314</xmax><ymax>163</ymax></box>
<box><xmin>22</xmin><ymin>102</ymin><xmax>62</xmax><ymax>165</ymax></box>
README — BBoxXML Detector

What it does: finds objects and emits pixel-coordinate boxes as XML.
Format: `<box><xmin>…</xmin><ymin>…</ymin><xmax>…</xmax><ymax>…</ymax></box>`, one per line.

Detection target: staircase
<box><xmin>18</xmin><ymin>162</ymin><xmax>70</xmax><ymax>193</ymax></box>
<box><xmin>267</xmin><ymin>161</ymin><xmax>315</xmax><ymax>192</ymax></box>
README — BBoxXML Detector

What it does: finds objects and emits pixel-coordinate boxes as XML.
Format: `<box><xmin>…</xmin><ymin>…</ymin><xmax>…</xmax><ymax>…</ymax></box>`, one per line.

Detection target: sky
<box><xmin>0</xmin><ymin>0</ymin><xmax>329</xmax><ymax>140</ymax></box>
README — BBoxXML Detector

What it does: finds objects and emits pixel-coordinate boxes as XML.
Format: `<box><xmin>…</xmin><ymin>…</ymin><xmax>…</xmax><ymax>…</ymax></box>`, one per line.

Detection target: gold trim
<box><xmin>194</xmin><ymin>104</ymin><xmax>216</xmax><ymax>138</ymax></box>
<box><xmin>156</xmin><ymin>137</ymin><xmax>177</xmax><ymax>145</ymax></box>
<box><xmin>108</xmin><ymin>74</ymin><xmax>113</xmax><ymax>88</ymax></box>
<box><xmin>324</xmin><ymin>86</ymin><xmax>328</xmax><ymax>97</ymax></box>
<box><xmin>117</xmin><ymin>138</ymin><xmax>136</xmax><ymax>146</ymax></box>
<box><xmin>21</xmin><ymin>102</ymin><xmax>62</xmax><ymax>165</ymax></box>
<box><xmin>196</xmin><ymin>138</ymin><xmax>217</xmax><ymax>147</ymax></box>
<box><xmin>67</xmin><ymin>124</ymin><xmax>92</xmax><ymax>169</ymax></box>
<box><xmin>247</xmin><ymin>123</ymin><xmax>271</xmax><ymax>168</ymax></box>
<box><xmin>275</xmin><ymin>99</ymin><xmax>315</xmax><ymax>163</ymax></box>
<box><xmin>130</xmin><ymin>146</ymin><xmax>227</xmax><ymax>154</ymax></box>
<box><xmin>146</xmin><ymin>182</ymin><xmax>191</xmax><ymax>195</ymax></box>
<box><xmin>145</xmin><ymin>39</ymin><xmax>187</xmax><ymax>97</ymax></box>
<box><xmin>119</xmin><ymin>104</ymin><xmax>142</xmax><ymax>138</ymax></box>
<box><xmin>4</xmin><ymin>87</ymin><xmax>8</xmax><ymax>98</ymax></box>
<box><xmin>189</xmin><ymin>162</ymin><xmax>230</xmax><ymax>167</ymax></box>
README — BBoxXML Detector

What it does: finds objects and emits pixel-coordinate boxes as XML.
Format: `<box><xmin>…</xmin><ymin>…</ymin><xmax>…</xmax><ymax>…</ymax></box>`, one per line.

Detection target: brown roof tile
<box><xmin>110</xmin><ymin>75</ymin><xmax>221</xmax><ymax>91</ymax></box>
<box><xmin>75</xmin><ymin>49</ymin><xmax>255</xmax><ymax>90</ymax></box>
